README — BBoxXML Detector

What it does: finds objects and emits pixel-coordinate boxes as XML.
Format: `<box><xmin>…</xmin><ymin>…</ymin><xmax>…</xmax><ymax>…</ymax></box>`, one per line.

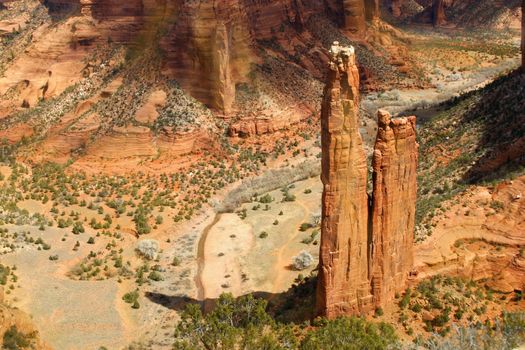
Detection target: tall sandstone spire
<box><xmin>317</xmin><ymin>43</ymin><xmax>418</xmax><ymax>318</ymax></box>
<box><xmin>316</xmin><ymin>43</ymin><xmax>373</xmax><ymax>318</ymax></box>
<box><xmin>370</xmin><ymin>110</ymin><xmax>418</xmax><ymax>308</ymax></box>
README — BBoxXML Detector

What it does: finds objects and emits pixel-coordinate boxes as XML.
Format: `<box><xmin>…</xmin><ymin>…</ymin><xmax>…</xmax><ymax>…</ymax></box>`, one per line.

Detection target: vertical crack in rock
<box><xmin>364</xmin><ymin>0</ymin><xmax>380</xmax><ymax>22</ymax></box>
<box><xmin>433</xmin><ymin>0</ymin><xmax>446</xmax><ymax>26</ymax></box>
<box><xmin>370</xmin><ymin>110</ymin><xmax>418</xmax><ymax>308</ymax></box>
<box><xmin>317</xmin><ymin>43</ymin><xmax>418</xmax><ymax>318</ymax></box>
<box><xmin>316</xmin><ymin>42</ymin><xmax>373</xmax><ymax>318</ymax></box>
<box><xmin>342</xmin><ymin>0</ymin><xmax>366</xmax><ymax>34</ymax></box>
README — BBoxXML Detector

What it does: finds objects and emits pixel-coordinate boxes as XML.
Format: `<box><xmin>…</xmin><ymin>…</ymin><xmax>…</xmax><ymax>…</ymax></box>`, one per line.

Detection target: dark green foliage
<box><xmin>301</xmin><ymin>317</ymin><xmax>398</xmax><ymax>350</ymax></box>
<box><xmin>2</xmin><ymin>326</ymin><xmax>32</xmax><ymax>350</ymax></box>
<box><xmin>174</xmin><ymin>293</ymin><xmax>399</xmax><ymax>350</ymax></box>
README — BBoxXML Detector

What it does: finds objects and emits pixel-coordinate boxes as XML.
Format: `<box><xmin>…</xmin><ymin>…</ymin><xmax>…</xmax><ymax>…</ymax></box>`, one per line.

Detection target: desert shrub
<box><xmin>174</xmin><ymin>293</ymin><xmax>295</xmax><ymax>350</ymax></box>
<box><xmin>2</xmin><ymin>326</ymin><xmax>32</xmax><ymax>350</ymax></box>
<box><xmin>292</xmin><ymin>251</ymin><xmax>314</xmax><ymax>271</ymax></box>
<box><xmin>123</xmin><ymin>290</ymin><xmax>139</xmax><ymax>304</ymax></box>
<box><xmin>136</xmin><ymin>239</ymin><xmax>159</xmax><ymax>260</ymax></box>
<box><xmin>301</xmin><ymin>317</ymin><xmax>398</xmax><ymax>350</ymax></box>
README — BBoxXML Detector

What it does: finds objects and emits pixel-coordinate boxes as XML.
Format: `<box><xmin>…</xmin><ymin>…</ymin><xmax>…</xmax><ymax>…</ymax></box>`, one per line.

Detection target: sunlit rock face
<box><xmin>370</xmin><ymin>110</ymin><xmax>418</xmax><ymax>309</ymax></box>
<box><xmin>317</xmin><ymin>43</ymin><xmax>418</xmax><ymax>319</ymax></box>
<box><xmin>317</xmin><ymin>43</ymin><xmax>373</xmax><ymax>318</ymax></box>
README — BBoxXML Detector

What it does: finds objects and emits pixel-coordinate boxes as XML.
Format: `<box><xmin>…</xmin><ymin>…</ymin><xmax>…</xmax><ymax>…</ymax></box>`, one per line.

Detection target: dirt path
<box><xmin>195</xmin><ymin>213</ymin><xmax>222</xmax><ymax>302</ymax></box>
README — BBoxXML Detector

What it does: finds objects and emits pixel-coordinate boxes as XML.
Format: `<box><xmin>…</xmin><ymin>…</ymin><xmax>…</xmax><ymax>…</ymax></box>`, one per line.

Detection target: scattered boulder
<box><xmin>136</xmin><ymin>239</ymin><xmax>159</xmax><ymax>260</ymax></box>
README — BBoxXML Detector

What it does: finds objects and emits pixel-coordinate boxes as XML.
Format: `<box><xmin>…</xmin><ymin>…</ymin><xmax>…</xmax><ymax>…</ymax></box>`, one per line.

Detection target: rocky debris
<box><xmin>370</xmin><ymin>110</ymin><xmax>418</xmax><ymax>308</ymax></box>
<box><xmin>136</xmin><ymin>239</ymin><xmax>160</xmax><ymax>260</ymax></box>
<box><xmin>293</xmin><ymin>251</ymin><xmax>315</xmax><ymax>270</ymax></box>
<box><xmin>317</xmin><ymin>42</ymin><xmax>418</xmax><ymax>318</ymax></box>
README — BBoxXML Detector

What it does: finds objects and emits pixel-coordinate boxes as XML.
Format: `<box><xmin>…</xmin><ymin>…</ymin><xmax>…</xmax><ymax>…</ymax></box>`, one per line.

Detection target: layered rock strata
<box><xmin>317</xmin><ymin>43</ymin><xmax>418</xmax><ymax>318</ymax></box>
<box><xmin>342</xmin><ymin>0</ymin><xmax>367</xmax><ymax>34</ymax></box>
<box><xmin>316</xmin><ymin>43</ymin><xmax>373</xmax><ymax>318</ymax></box>
<box><xmin>370</xmin><ymin>110</ymin><xmax>418</xmax><ymax>308</ymax></box>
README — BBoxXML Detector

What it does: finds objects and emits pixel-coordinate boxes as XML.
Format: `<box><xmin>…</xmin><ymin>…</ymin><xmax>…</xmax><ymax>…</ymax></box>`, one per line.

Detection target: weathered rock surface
<box><xmin>370</xmin><ymin>110</ymin><xmax>418</xmax><ymax>308</ymax></box>
<box><xmin>415</xmin><ymin>176</ymin><xmax>525</xmax><ymax>293</ymax></box>
<box><xmin>317</xmin><ymin>43</ymin><xmax>418</xmax><ymax>318</ymax></box>
<box><xmin>365</xmin><ymin>0</ymin><xmax>380</xmax><ymax>21</ymax></box>
<box><xmin>432</xmin><ymin>0</ymin><xmax>446</xmax><ymax>26</ymax></box>
<box><xmin>316</xmin><ymin>43</ymin><xmax>373</xmax><ymax>318</ymax></box>
<box><xmin>342</xmin><ymin>0</ymin><xmax>367</xmax><ymax>34</ymax></box>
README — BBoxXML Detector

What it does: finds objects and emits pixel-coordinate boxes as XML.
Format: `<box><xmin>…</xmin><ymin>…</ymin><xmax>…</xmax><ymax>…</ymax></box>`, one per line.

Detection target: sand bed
<box><xmin>200</xmin><ymin>176</ymin><xmax>322</xmax><ymax>299</ymax></box>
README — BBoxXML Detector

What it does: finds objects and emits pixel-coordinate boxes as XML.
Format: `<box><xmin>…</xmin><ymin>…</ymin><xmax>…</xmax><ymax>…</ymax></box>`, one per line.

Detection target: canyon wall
<box><xmin>370</xmin><ymin>110</ymin><xmax>418</xmax><ymax>308</ymax></box>
<box><xmin>316</xmin><ymin>43</ymin><xmax>373</xmax><ymax>318</ymax></box>
<box><xmin>317</xmin><ymin>43</ymin><xmax>418</xmax><ymax>318</ymax></box>
<box><xmin>523</xmin><ymin>0</ymin><xmax>524</xmax><ymax>69</ymax></box>
<box><xmin>163</xmin><ymin>0</ymin><xmax>254</xmax><ymax>114</ymax></box>
<box><xmin>432</xmin><ymin>0</ymin><xmax>446</xmax><ymax>26</ymax></box>
<box><xmin>342</xmin><ymin>0</ymin><xmax>366</xmax><ymax>34</ymax></box>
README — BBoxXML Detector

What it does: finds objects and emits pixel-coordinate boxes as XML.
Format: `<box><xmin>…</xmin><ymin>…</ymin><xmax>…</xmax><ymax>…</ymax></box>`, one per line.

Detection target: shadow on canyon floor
<box><xmin>145</xmin><ymin>275</ymin><xmax>318</xmax><ymax>324</ymax></box>
<box><xmin>460</xmin><ymin>69</ymin><xmax>525</xmax><ymax>184</ymax></box>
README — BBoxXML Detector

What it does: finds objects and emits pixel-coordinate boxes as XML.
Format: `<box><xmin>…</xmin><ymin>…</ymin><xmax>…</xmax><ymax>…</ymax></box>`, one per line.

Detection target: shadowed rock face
<box><xmin>433</xmin><ymin>0</ymin><xmax>446</xmax><ymax>26</ymax></box>
<box><xmin>342</xmin><ymin>0</ymin><xmax>366</xmax><ymax>34</ymax></box>
<box><xmin>365</xmin><ymin>0</ymin><xmax>380</xmax><ymax>21</ymax></box>
<box><xmin>317</xmin><ymin>43</ymin><xmax>418</xmax><ymax>318</ymax></box>
<box><xmin>370</xmin><ymin>110</ymin><xmax>418</xmax><ymax>308</ymax></box>
<box><xmin>522</xmin><ymin>0</ymin><xmax>524</xmax><ymax>69</ymax></box>
<box><xmin>316</xmin><ymin>43</ymin><xmax>373</xmax><ymax>318</ymax></box>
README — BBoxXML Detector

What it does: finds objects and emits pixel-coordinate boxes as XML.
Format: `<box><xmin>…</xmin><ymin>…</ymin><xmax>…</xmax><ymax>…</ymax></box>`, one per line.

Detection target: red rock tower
<box><xmin>370</xmin><ymin>110</ymin><xmax>418</xmax><ymax>308</ymax></box>
<box><xmin>316</xmin><ymin>42</ymin><xmax>373</xmax><ymax>318</ymax></box>
<box><xmin>317</xmin><ymin>44</ymin><xmax>418</xmax><ymax>319</ymax></box>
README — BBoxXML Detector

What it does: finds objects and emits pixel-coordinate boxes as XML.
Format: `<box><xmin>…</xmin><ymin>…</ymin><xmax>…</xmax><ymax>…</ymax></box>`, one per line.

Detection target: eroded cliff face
<box><xmin>317</xmin><ymin>43</ymin><xmax>418</xmax><ymax>318</ymax></box>
<box><xmin>163</xmin><ymin>0</ymin><xmax>253</xmax><ymax>114</ymax></box>
<box><xmin>432</xmin><ymin>0</ymin><xmax>446</xmax><ymax>26</ymax></box>
<box><xmin>370</xmin><ymin>110</ymin><xmax>418</xmax><ymax>308</ymax></box>
<box><xmin>316</xmin><ymin>43</ymin><xmax>372</xmax><ymax>318</ymax></box>
<box><xmin>342</xmin><ymin>0</ymin><xmax>366</xmax><ymax>34</ymax></box>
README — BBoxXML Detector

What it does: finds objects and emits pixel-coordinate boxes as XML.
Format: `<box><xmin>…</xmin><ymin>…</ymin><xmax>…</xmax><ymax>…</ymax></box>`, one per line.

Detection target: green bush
<box><xmin>3</xmin><ymin>326</ymin><xmax>32</xmax><ymax>350</ymax></box>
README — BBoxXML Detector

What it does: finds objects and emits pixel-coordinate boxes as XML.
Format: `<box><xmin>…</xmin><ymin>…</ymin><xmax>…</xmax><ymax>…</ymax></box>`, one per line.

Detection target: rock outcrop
<box><xmin>365</xmin><ymin>0</ymin><xmax>380</xmax><ymax>21</ymax></box>
<box><xmin>163</xmin><ymin>0</ymin><xmax>253</xmax><ymax>114</ymax></box>
<box><xmin>370</xmin><ymin>110</ymin><xmax>418</xmax><ymax>308</ymax></box>
<box><xmin>433</xmin><ymin>0</ymin><xmax>446</xmax><ymax>26</ymax></box>
<box><xmin>342</xmin><ymin>0</ymin><xmax>367</xmax><ymax>34</ymax></box>
<box><xmin>316</xmin><ymin>43</ymin><xmax>373</xmax><ymax>318</ymax></box>
<box><xmin>317</xmin><ymin>43</ymin><xmax>418</xmax><ymax>318</ymax></box>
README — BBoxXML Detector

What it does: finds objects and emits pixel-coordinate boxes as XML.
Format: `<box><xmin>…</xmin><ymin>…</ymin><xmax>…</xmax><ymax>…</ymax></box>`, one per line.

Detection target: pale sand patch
<box><xmin>201</xmin><ymin>213</ymin><xmax>254</xmax><ymax>300</ymax></box>
<box><xmin>200</xmin><ymin>176</ymin><xmax>322</xmax><ymax>300</ymax></box>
